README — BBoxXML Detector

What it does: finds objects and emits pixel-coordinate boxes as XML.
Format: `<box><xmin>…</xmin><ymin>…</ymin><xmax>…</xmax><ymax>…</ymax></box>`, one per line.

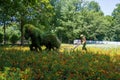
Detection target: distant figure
<box><xmin>80</xmin><ymin>34</ymin><xmax>87</xmax><ymax>51</ymax></box>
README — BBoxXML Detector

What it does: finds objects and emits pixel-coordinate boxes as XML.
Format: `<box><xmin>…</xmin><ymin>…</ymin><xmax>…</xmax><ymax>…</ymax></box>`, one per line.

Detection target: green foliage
<box><xmin>112</xmin><ymin>3</ymin><xmax>120</xmax><ymax>41</ymax></box>
<box><xmin>4</xmin><ymin>27</ymin><xmax>13</xmax><ymax>43</ymax></box>
<box><xmin>87</xmin><ymin>1</ymin><xmax>101</xmax><ymax>12</ymax></box>
<box><xmin>0</xmin><ymin>0</ymin><xmax>120</xmax><ymax>43</ymax></box>
<box><xmin>10</xmin><ymin>33</ymin><xmax>20</xmax><ymax>44</ymax></box>
<box><xmin>0</xmin><ymin>47</ymin><xmax>119</xmax><ymax>79</ymax></box>
<box><xmin>3</xmin><ymin>26</ymin><xmax>21</xmax><ymax>44</ymax></box>
<box><xmin>53</xmin><ymin>0</ymin><xmax>107</xmax><ymax>42</ymax></box>
<box><xmin>112</xmin><ymin>4</ymin><xmax>120</xmax><ymax>21</ymax></box>
<box><xmin>28</xmin><ymin>0</ymin><xmax>54</xmax><ymax>30</ymax></box>
<box><xmin>51</xmin><ymin>0</ymin><xmax>120</xmax><ymax>42</ymax></box>
<box><xmin>0</xmin><ymin>67</ymin><xmax>32</xmax><ymax>80</ymax></box>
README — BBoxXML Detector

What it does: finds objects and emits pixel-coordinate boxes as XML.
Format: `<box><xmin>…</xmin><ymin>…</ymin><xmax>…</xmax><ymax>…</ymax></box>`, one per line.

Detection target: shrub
<box><xmin>10</xmin><ymin>33</ymin><xmax>20</xmax><ymax>44</ymax></box>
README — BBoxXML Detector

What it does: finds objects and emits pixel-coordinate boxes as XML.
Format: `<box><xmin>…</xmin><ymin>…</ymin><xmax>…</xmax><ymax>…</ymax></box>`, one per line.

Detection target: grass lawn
<box><xmin>61</xmin><ymin>44</ymin><xmax>120</xmax><ymax>55</ymax></box>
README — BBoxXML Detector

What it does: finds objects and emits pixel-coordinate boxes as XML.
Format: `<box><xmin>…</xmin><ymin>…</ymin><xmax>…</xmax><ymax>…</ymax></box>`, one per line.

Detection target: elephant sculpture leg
<box><xmin>35</xmin><ymin>45</ymin><xmax>42</xmax><ymax>52</ymax></box>
<box><xmin>30</xmin><ymin>44</ymin><xmax>34</xmax><ymax>51</ymax></box>
<box><xmin>30</xmin><ymin>44</ymin><xmax>42</xmax><ymax>52</ymax></box>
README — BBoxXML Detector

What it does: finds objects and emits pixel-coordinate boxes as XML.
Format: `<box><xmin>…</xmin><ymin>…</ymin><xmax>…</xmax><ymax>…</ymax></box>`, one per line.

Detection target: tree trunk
<box><xmin>3</xmin><ymin>21</ymin><xmax>6</xmax><ymax>45</ymax></box>
<box><xmin>20</xmin><ymin>16</ymin><xmax>24</xmax><ymax>46</ymax></box>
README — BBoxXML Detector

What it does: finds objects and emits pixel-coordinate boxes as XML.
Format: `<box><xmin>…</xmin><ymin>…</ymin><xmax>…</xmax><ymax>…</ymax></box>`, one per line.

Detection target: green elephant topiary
<box><xmin>23</xmin><ymin>24</ymin><xmax>61</xmax><ymax>51</ymax></box>
<box><xmin>23</xmin><ymin>24</ymin><xmax>42</xmax><ymax>51</ymax></box>
<box><xmin>42</xmin><ymin>33</ymin><xmax>61</xmax><ymax>50</ymax></box>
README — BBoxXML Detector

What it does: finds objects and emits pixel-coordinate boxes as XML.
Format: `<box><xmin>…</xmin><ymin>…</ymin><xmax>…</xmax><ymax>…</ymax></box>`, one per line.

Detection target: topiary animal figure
<box><xmin>23</xmin><ymin>24</ymin><xmax>42</xmax><ymax>51</ymax></box>
<box><xmin>23</xmin><ymin>24</ymin><xmax>61</xmax><ymax>51</ymax></box>
<box><xmin>42</xmin><ymin>33</ymin><xmax>61</xmax><ymax>50</ymax></box>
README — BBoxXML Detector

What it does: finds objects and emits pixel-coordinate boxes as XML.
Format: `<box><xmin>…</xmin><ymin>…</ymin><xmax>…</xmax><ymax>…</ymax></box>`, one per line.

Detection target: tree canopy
<box><xmin>0</xmin><ymin>0</ymin><xmax>120</xmax><ymax>44</ymax></box>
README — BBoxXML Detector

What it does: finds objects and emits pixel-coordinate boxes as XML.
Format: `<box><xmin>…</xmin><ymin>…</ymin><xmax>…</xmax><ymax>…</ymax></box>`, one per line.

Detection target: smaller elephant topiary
<box><xmin>42</xmin><ymin>33</ymin><xmax>61</xmax><ymax>50</ymax></box>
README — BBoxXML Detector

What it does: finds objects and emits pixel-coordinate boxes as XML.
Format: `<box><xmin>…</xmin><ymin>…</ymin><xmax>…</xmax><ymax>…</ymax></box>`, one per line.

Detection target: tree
<box><xmin>112</xmin><ymin>3</ymin><xmax>120</xmax><ymax>41</ymax></box>
<box><xmin>87</xmin><ymin>1</ymin><xmax>101</xmax><ymax>12</ymax></box>
<box><xmin>112</xmin><ymin>3</ymin><xmax>120</xmax><ymax>24</ymax></box>
<box><xmin>51</xmin><ymin>0</ymin><xmax>113</xmax><ymax>43</ymax></box>
<box><xmin>104</xmin><ymin>15</ymin><xmax>114</xmax><ymax>41</ymax></box>
<box><xmin>33</xmin><ymin>0</ymin><xmax>54</xmax><ymax>31</ymax></box>
<box><xmin>11</xmin><ymin>0</ymin><xmax>37</xmax><ymax>45</ymax></box>
<box><xmin>0</xmin><ymin>0</ymin><xmax>54</xmax><ymax>45</ymax></box>
<box><xmin>0</xmin><ymin>0</ymin><xmax>11</xmax><ymax>44</ymax></box>
<box><xmin>52</xmin><ymin>0</ymin><xmax>87</xmax><ymax>43</ymax></box>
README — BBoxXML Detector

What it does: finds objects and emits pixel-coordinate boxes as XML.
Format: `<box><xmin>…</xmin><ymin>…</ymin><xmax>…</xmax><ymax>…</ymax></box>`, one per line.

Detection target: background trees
<box><xmin>0</xmin><ymin>0</ymin><xmax>120</xmax><ymax>44</ymax></box>
<box><xmin>112</xmin><ymin>3</ymin><xmax>120</xmax><ymax>41</ymax></box>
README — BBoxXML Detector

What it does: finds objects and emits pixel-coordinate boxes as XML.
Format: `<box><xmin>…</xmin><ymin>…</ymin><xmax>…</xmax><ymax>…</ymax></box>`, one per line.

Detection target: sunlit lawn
<box><xmin>61</xmin><ymin>44</ymin><xmax>120</xmax><ymax>55</ymax></box>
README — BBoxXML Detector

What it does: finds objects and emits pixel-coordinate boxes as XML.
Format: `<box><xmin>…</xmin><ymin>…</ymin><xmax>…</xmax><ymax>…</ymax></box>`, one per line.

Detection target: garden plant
<box><xmin>0</xmin><ymin>45</ymin><xmax>119</xmax><ymax>80</ymax></box>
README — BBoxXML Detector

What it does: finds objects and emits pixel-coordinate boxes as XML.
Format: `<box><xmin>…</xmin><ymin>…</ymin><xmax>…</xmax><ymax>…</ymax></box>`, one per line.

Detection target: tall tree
<box><xmin>34</xmin><ymin>0</ymin><xmax>54</xmax><ymax>31</ymax></box>
<box><xmin>87</xmin><ymin>1</ymin><xmax>100</xmax><ymax>12</ymax></box>
<box><xmin>52</xmin><ymin>0</ymin><xmax>87</xmax><ymax>43</ymax></box>
<box><xmin>53</xmin><ymin>0</ymin><xmax>110</xmax><ymax>42</ymax></box>
<box><xmin>112</xmin><ymin>3</ymin><xmax>120</xmax><ymax>41</ymax></box>
<box><xmin>11</xmin><ymin>0</ymin><xmax>37</xmax><ymax>45</ymax></box>
<box><xmin>112</xmin><ymin>3</ymin><xmax>120</xmax><ymax>24</ymax></box>
<box><xmin>0</xmin><ymin>0</ymin><xmax>54</xmax><ymax>45</ymax></box>
<box><xmin>0</xmin><ymin>0</ymin><xmax>13</xmax><ymax>44</ymax></box>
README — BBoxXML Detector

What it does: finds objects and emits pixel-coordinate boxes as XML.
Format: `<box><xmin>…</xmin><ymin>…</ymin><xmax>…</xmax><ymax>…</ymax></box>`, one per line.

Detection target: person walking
<box><xmin>80</xmin><ymin>34</ymin><xmax>87</xmax><ymax>51</ymax></box>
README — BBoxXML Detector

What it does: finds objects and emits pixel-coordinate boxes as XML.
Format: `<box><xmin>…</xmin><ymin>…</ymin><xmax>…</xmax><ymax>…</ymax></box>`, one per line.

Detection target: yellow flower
<box><xmin>43</xmin><ymin>56</ymin><xmax>47</xmax><ymax>60</ymax></box>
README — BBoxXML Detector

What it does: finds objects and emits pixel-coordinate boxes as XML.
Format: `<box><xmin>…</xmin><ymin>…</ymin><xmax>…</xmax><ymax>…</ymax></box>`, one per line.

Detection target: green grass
<box><xmin>0</xmin><ymin>45</ymin><xmax>120</xmax><ymax>80</ymax></box>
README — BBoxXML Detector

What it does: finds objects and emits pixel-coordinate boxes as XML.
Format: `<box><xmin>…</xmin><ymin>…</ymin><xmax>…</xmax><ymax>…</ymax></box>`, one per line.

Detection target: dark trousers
<box><xmin>82</xmin><ymin>42</ymin><xmax>87</xmax><ymax>51</ymax></box>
